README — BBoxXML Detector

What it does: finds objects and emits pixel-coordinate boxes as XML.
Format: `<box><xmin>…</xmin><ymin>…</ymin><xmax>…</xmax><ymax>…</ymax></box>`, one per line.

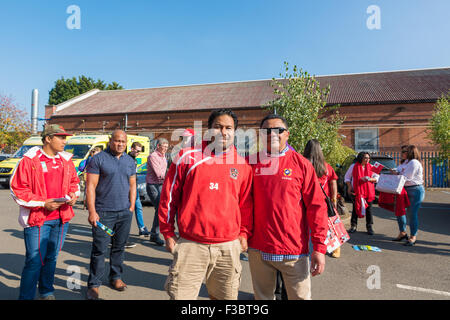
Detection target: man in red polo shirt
<box><xmin>247</xmin><ymin>114</ymin><xmax>328</xmax><ymax>300</ymax></box>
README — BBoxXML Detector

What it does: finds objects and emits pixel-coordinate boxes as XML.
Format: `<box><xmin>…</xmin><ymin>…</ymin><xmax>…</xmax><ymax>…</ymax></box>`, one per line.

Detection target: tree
<box><xmin>48</xmin><ymin>75</ymin><xmax>124</xmax><ymax>105</ymax></box>
<box><xmin>266</xmin><ymin>62</ymin><xmax>354</xmax><ymax>167</ymax></box>
<box><xmin>0</xmin><ymin>95</ymin><xmax>31</xmax><ymax>154</ymax></box>
<box><xmin>428</xmin><ymin>93</ymin><xmax>450</xmax><ymax>159</ymax></box>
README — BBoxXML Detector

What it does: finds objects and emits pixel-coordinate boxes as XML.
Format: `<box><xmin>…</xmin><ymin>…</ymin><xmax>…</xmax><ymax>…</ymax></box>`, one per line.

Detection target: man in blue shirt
<box><xmin>85</xmin><ymin>130</ymin><xmax>137</xmax><ymax>300</ymax></box>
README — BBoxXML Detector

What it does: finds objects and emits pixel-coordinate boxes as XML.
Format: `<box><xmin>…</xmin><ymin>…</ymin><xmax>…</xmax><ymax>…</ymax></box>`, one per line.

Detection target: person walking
<box><xmin>247</xmin><ymin>114</ymin><xmax>328</xmax><ymax>300</ymax></box>
<box><xmin>303</xmin><ymin>139</ymin><xmax>340</xmax><ymax>258</ymax></box>
<box><xmin>128</xmin><ymin>142</ymin><xmax>151</xmax><ymax>237</ymax></box>
<box><xmin>85</xmin><ymin>130</ymin><xmax>137</xmax><ymax>300</ymax></box>
<box><xmin>158</xmin><ymin>109</ymin><xmax>253</xmax><ymax>300</ymax></box>
<box><xmin>391</xmin><ymin>145</ymin><xmax>425</xmax><ymax>246</ymax></box>
<box><xmin>345</xmin><ymin>152</ymin><xmax>379</xmax><ymax>235</ymax></box>
<box><xmin>79</xmin><ymin>147</ymin><xmax>102</xmax><ymax>209</ymax></box>
<box><xmin>10</xmin><ymin>124</ymin><xmax>80</xmax><ymax>300</ymax></box>
<box><xmin>146</xmin><ymin>138</ymin><xmax>169</xmax><ymax>246</ymax></box>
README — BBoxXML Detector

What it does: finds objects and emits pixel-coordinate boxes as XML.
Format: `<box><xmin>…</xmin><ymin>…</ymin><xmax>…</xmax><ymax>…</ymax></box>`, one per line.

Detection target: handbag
<box><xmin>319</xmin><ymin>183</ymin><xmax>350</xmax><ymax>253</ymax></box>
<box><xmin>376</xmin><ymin>174</ymin><xmax>406</xmax><ymax>195</ymax></box>
<box><xmin>319</xmin><ymin>177</ymin><xmax>336</xmax><ymax>217</ymax></box>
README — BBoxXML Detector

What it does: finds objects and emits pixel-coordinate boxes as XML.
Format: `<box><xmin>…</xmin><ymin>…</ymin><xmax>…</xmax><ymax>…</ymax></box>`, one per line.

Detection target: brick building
<box><xmin>45</xmin><ymin>68</ymin><xmax>450</xmax><ymax>152</ymax></box>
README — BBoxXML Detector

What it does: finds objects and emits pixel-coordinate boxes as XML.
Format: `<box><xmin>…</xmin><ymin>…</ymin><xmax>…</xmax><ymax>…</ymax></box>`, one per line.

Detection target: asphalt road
<box><xmin>0</xmin><ymin>186</ymin><xmax>448</xmax><ymax>300</ymax></box>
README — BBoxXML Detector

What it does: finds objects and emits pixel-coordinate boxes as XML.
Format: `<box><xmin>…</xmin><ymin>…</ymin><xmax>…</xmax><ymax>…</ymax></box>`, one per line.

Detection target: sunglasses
<box><xmin>262</xmin><ymin>127</ymin><xmax>288</xmax><ymax>135</ymax></box>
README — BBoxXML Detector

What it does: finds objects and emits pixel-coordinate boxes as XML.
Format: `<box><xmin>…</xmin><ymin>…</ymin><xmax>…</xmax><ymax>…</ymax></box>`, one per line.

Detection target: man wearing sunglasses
<box><xmin>247</xmin><ymin>114</ymin><xmax>328</xmax><ymax>300</ymax></box>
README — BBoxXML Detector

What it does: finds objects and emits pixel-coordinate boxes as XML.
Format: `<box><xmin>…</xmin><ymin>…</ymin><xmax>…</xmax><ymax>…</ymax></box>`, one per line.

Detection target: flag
<box><xmin>371</xmin><ymin>161</ymin><xmax>385</xmax><ymax>174</ymax></box>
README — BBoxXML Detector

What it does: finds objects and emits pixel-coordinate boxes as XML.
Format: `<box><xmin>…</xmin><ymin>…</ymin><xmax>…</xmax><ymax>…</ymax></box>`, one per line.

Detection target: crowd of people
<box><xmin>9</xmin><ymin>110</ymin><xmax>425</xmax><ymax>300</ymax></box>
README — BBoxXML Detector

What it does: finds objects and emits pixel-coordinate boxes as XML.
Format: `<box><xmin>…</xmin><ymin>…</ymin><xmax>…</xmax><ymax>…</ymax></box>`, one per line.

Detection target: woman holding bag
<box><xmin>344</xmin><ymin>152</ymin><xmax>379</xmax><ymax>235</ymax></box>
<box><xmin>391</xmin><ymin>145</ymin><xmax>425</xmax><ymax>246</ymax></box>
<box><xmin>303</xmin><ymin>139</ymin><xmax>340</xmax><ymax>258</ymax></box>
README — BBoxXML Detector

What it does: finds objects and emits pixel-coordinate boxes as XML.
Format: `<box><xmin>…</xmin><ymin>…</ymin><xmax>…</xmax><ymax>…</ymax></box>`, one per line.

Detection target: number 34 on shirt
<box><xmin>209</xmin><ymin>182</ymin><xmax>219</xmax><ymax>190</ymax></box>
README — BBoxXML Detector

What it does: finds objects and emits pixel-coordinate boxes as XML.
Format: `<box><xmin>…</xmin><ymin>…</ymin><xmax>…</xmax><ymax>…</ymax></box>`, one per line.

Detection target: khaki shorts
<box><xmin>165</xmin><ymin>238</ymin><xmax>242</xmax><ymax>300</ymax></box>
<box><xmin>248</xmin><ymin>248</ymin><xmax>311</xmax><ymax>300</ymax></box>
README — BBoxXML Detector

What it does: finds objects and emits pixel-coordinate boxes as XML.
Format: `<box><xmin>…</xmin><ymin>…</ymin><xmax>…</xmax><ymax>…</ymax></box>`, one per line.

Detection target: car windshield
<box><xmin>64</xmin><ymin>144</ymin><xmax>92</xmax><ymax>159</ymax></box>
<box><xmin>13</xmin><ymin>145</ymin><xmax>41</xmax><ymax>158</ymax></box>
<box><xmin>370</xmin><ymin>158</ymin><xmax>396</xmax><ymax>170</ymax></box>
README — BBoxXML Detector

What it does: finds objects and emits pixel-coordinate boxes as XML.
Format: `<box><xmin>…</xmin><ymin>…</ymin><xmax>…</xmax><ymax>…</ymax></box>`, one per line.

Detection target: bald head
<box><xmin>109</xmin><ymin>130</ymin><xmax>127</xmax><ymax>156</ymax></box>
<box><xmin>111</xmin><ymin>129</ymin><xmax>127</xmax><ymax>140</ymax></box>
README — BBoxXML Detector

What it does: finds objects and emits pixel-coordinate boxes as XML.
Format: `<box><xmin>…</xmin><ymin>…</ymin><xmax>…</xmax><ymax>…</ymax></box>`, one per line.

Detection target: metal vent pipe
<box><xmin>31</xmin><ymin>89</ymin><xmax>39</xmax><ymax>135</ymax></box>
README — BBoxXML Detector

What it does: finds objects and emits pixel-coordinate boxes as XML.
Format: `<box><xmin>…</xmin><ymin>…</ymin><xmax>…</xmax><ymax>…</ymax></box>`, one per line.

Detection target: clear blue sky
<box><xmin>0</xmin><ymin>0</ymin><xmax>449</xmax><ymax>128</ymax></box>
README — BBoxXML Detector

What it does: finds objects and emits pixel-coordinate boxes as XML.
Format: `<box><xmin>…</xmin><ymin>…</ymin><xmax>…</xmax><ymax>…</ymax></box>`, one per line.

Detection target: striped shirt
<box><xmin>260</xmin><ymin>251</ymin><xmax>308</xmax><ymax>262</ymax></box>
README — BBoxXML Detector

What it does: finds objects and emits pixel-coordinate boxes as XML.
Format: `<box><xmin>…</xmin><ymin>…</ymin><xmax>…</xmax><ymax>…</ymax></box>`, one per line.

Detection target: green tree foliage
<box><xmin>48</xmin><ymin>75</ymin><xmax>124</xmax><ymax>105</ymax></box>
<box><xmin>428</xmin><ymin>93</ymin><xmax>450</xmax><ymax>159</ymax></box>
<box><xmin>0</xmin><ymin>95</ymin><xmax>31</xmax><ymax>153</ymax></box>
<box><xmin>267</xmin><ymin>62</ymin><xmax>354</xmax><ymax>167</ymax></box>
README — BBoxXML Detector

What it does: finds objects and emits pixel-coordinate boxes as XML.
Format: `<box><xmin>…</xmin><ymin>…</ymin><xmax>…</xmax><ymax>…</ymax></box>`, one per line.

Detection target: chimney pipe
<box><xmin>31</xmin><ymin>89</ymin><xmax>39</xmax><ymax>135</ymax></box>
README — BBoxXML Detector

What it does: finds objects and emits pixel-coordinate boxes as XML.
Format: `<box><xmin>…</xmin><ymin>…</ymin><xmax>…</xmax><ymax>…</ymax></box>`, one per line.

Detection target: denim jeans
<box><xmin>88</xmin><ymin>209</ymin><xmax>132</xmax><ymax>288</ymax></box>
<box><xmin>134</xmin><ymin>186</ymin><xmax>145</xmax><ymax>230</ymax></box>
<box><xmin>146</xmin><ymin>184</ymin><xmax>162</xmax><ymax>237</ymax></box>
<box><xmin>397</xmin><ymin>185</ymin><xmax>425</xmax><ymax>236</ymax></box>
<box><xmin>19</xmin><ymin>219</ymin><xmax>69</xmax><ymax>300</ymax></box>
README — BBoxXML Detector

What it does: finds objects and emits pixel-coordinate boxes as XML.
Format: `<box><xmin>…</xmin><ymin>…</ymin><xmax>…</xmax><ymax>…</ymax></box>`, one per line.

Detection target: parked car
<box><xmin>136</xmin><ymin>163</ymin><xmax>153</xmax><ymax>206</ymax></box>
<box><xmin>0</xmin><ymin>154</ymin><xmax>12</xmax><ymax>188</ymax></box>
<box><xmin>336</xmin><ymin>154</ymin><xmax>396</xmax><ymax>202</ymax></box>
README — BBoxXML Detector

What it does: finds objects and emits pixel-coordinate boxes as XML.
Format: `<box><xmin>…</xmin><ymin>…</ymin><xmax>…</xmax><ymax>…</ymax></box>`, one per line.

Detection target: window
<box><xmin>64</xmin><ymin>144</ymin><xmax>92</xmax><ymax>159</ymax></box>
<box><xmin>355</xmin><ymin>128</ymin><xmax>379</xmax><ymax>153</ymax></box>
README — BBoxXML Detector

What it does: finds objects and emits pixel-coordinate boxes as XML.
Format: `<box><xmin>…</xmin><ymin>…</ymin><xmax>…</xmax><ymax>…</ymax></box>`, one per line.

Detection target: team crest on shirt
<box><xmin>282</xmin><ymin>168</ymin><xmax>293</xmax><ymax>180</ymax></box>
<box><xmin>230</xmin><ymin>168</ymin><xmax>239</xmax><ymax>180</ymax></box>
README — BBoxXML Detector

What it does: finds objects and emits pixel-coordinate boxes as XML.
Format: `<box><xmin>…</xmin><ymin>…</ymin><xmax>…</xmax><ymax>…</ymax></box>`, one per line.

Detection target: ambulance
<box><xmin>0</xmin><ymin>136</ymin><xmax>43</xmax><ymax>188</ymax></box>
<box><xmin>0</xmin><ymin>134</ymin><xmax>150</xmax><ymax>188</ymax></box>
<box><xmin>63</xmin><ymin>134</ymin><xmax>151</xmax><ymax>174</ymax></box>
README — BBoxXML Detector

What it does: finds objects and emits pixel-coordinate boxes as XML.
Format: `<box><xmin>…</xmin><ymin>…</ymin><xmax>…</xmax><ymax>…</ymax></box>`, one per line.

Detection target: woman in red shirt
<box><xmin>303</xmin><ymin>139</ymin><xmax>340</xmax><ymax>258</ymax></box>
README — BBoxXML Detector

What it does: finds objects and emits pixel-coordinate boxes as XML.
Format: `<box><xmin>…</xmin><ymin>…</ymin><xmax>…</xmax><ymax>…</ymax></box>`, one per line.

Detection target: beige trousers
<box><xmin>165</xmin><ymin>238</ymin><xmax>242</xmax><ymax>300</ymax></box>
<box><xmin>248</xmin><ymin>248</ymin><xmax>311</xmax><ymax>300</ymax></box>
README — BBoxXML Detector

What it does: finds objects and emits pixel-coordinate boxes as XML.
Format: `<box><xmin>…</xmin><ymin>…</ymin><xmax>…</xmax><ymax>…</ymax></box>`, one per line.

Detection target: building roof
<box><xmin>53</xmin><ymin>68</ymin><xmax>450</xmax><ymax>116</ymax></box>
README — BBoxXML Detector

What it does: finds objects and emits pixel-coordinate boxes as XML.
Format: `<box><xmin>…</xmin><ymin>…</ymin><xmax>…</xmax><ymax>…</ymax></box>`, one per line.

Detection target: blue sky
<box><xmin>0</xmin><ymin>0</ymin><xmax>449</xmax><ymax>128</ymax></box>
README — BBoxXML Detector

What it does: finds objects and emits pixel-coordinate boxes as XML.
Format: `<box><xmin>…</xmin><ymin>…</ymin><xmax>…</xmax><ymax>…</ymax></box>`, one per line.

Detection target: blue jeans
<box><xmin>19</xmin><ymin>219</ymin><xmax>69</xmax><ymax>300</ymax></box>
<box><xmin>146</xmin><ymin>184</ymin><xmax>162</xmax><ymax>237</ymax></box>
<box><xmin>88</xmin><ymin>209</ymin><xmax>132</xmax><ymax>288</ymax></box>
<box><xmin>397</xmin><ymin>185</ymin><xmax>425</xmax><ymax>236</ymax></box>
<box><xmin>134</xmin><ymin>187</ymin><xmax>145</xmax><ymax>230</ymax></box>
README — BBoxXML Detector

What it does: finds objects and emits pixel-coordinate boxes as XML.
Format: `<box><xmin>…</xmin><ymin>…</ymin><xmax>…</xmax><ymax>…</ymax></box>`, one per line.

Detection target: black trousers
<box><xmin>350</xmin><ymin>197</ymin><xmax>374</xmax><ymax>228</ymax></box>
<box><xmin>88</xmin><ymin>209</ymin><xmax>132</xmax><ymax>288</ymax></box>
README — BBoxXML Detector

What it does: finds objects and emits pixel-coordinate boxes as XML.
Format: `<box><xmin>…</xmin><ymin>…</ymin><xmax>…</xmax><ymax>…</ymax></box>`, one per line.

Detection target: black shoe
<box><xmin>367</xmin><ymin>227</ymin><xmax>374</xmax><ymax>235</ymax></box>
<box><xmin>392</xmin><ymin>233</ymin><xmax>408</xmax><ymax>241</ymax></box>
<box><xmin>125</xmin><ymin>242</ymin><xmax>137</xmax><ymax>249</ymax></box>
<box><xmin>348</xmin><ymin>226</ymin><xmax>357</xmax><ymax>233</ymax></box>
<box><xmin>150</xmin><ymin>236</ymin><xmax>164</xmax><ymax>246</ymax></box>
<box><xmin>404</xmin><ymin>239</ymin><xmax>416</xmax><ymax>246</ymax></box>
<box><xmin>139</xmin><ymin>227</ymin><xmax>151</xmax><ymax>237</ymax></box>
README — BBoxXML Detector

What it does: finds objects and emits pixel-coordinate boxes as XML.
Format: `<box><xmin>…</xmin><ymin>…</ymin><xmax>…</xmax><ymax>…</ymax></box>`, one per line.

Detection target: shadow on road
<box><xmin>1</xmin><ymin>223</ymin><xmax>254</xmax><ymax>300</ymax></box>
<box><xmin>373</xmin><ymin>202</ymin><xmax>450</xmax><ymax>239</ymax></box>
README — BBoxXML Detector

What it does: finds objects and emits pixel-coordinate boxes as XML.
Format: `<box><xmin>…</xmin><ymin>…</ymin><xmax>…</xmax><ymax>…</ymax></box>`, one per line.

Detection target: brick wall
<box><xmin>49</xmin><ymin>102</ymin><xmax>437</xmax><ymax>151</ymax></box>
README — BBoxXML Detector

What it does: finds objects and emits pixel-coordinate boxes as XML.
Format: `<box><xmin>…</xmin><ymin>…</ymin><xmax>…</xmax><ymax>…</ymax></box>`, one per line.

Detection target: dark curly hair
<box><xmin>207</xmin><ymin>109</ymin><xmax>238</xmax><ymax>129</ymax></box>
